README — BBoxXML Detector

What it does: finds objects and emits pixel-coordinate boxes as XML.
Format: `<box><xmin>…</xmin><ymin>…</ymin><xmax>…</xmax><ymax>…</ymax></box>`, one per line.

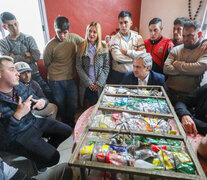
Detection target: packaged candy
<box><xmin>177</xmin><ymin>162</ymin><xmax>195</xmax><ymax>174</ymax></box>
<box><xmin>134</xmin><ymin>159</ymin><xmax>164</xmax><ymax>170</ymax></box>
<box><xmin>117</xmin><ymin>87</ymin><xmax>128</xmax><ymax>94</ymax></box>
<box><xmin>158</xmin><ymin>150</ymin><xmax>174</xmax><ymax>170</ymax></box>
<box><xmin>151</xmin><ymin>144</ymin><xmax>167</xmax><ymax>152</ymax></box>
<box><xmin>158</xmin><ymin>99</ymin><xmax>171</xmax><ymax>114</ymax></box>
<box><xmin>135</xmin><ymin>149</ymin><xmax>157</xmax><ymax>160</ymax></box>
<box><xmin>105</xmin><ymin>87</ymin><xmax>117</xmax><ymax>94</ymax></box>
<box><xmin>96</xmin><ymin>152</ymin><xmax>134</xmax><ymax>166</ymax></box>
<box><xmin>112</xmin><ymin>113</ymin><xmax>120</xmax><ymax>122</ymax></box>
<box><xmin>145</xmin><ymin>118</ymin><xmax>158</xmax><ymax>131</ymax></box>
<box><xmin>80</xmin><ymin>144</ymin><xmax>94</xmax><ymax>156</ymax></box>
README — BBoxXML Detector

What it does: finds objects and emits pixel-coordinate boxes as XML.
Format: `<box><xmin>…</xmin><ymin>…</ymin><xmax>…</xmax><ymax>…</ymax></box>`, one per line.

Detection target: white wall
<box><xmin>140</xmin><ymin>0</ymin><xmax>207</xmax><ymax>40</ymax></box>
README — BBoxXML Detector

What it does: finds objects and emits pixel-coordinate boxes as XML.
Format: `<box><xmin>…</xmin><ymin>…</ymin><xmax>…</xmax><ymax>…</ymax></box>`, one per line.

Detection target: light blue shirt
<box><xmin>123</xmin><ymin>34</ymin><xmax>131</xmax><ymax>42</ymax></box>
<box><xmin>88</xmin><ymin>43</ymin><xmax>96</xmax><ymax>83</ymax></box>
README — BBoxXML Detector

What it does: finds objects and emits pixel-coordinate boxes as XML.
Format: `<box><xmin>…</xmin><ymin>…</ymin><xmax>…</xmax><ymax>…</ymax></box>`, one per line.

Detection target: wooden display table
<box><xmin>70</xmin><ymin>85</ymin><xmax>206</xmax><ymax>180</ymax></box>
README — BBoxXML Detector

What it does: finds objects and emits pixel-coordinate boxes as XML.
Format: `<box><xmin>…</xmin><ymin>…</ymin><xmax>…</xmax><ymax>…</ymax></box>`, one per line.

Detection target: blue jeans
<box><xmin>48</xmin><ymin>80</ymin><xmax>78</xmax><ymax>126</ymax></box>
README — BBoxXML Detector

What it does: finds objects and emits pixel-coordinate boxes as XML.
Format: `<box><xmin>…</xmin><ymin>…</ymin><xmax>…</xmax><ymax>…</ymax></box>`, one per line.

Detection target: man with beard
<box><xmin>164</xmin><ymin>20</ymin><xmax>207</xmax><ymax>105</ymax></box>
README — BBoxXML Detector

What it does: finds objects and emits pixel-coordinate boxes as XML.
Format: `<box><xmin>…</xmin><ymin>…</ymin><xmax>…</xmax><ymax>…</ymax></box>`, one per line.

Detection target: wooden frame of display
<box><xmin>69</xmin><ymin>85</ymin><xmax>206</xmax><ymax>180</ymax></box>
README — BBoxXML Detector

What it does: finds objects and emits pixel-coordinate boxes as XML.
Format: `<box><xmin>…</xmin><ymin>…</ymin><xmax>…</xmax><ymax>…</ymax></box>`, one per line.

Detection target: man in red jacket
<box><xmin>145</xmin><ymin>18</ymin><xmax>174</xmax><ymax>74</ymax></box>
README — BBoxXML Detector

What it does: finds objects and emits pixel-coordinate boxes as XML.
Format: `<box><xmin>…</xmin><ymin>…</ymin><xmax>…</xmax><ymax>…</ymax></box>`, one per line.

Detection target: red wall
<box><xmin>44</xmin><ymin>0</ymin><xmax>142</xmax><ymax>39</ymax></box>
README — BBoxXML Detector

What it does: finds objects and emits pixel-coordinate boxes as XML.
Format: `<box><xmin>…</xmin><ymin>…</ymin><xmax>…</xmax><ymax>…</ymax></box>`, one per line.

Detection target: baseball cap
<box><xmin>15</xmin><ymin>62</ymin><xmax>32</xmax><ymax>74</ymax></box>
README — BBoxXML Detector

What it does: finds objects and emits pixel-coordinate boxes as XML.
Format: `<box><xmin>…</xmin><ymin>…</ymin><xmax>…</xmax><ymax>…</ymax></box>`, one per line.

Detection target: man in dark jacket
<box><xmin>175</xmin><ymin>84</ymin><xmax>207</xmax><ymax>136</ymax></box>
<box><xmin>0</xmin><ymin>56</ymin><xmax>72</xmax><ymax>170</ymax></box>
<box><xmin>121</xmin><ymin>52</ymin><xmax>168</xmax><ymax>92</ymax></box>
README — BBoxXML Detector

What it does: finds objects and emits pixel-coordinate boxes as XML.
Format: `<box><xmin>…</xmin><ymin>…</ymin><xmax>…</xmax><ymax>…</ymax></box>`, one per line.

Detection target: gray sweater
<box><xmin>0</xmin><ymin>33</ymin><xmax>40</xmax><ymax>74</ymax></box>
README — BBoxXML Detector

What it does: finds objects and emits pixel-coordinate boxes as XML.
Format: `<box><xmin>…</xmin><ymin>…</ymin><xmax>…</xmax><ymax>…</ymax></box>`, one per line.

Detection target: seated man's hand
<box><xmin>31</xmin><ymin>98</ymin><xmax>46</xmax><ymax>110</ymax></box>
<box><xmin>181</xmin><ymin>115</ymin><xmax>198</xmax><ymax>136</ymax></box>
<box><xmin>13</xmin><ymin>95</ymin><xmax>32</xmax><ymax>120</ymax></box>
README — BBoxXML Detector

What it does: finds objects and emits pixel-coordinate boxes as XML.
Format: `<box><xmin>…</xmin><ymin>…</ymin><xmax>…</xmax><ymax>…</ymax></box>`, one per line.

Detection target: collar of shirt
<box><xmin>138</xmin><ymin>73</ymin><xmax>149</xmax><ymax>85</ymax></box>
<box><xmin>0</xmin><ymin>89</ymin><xmax>18</xmax><ymax>102</ymax></box>
<box><xmin>88</xmin><ymin>43</ymin><xmax>96</xmax><ymax>64</ymax></box>
<box><xmin>88</xmin><ymin>43</ymin><xmax>96</xmax><ymax>55</ymax></box>
<box><xmin>123</xmin><ymin>34</ymin><xmax>131</xmax><ymax>42</ymax></box>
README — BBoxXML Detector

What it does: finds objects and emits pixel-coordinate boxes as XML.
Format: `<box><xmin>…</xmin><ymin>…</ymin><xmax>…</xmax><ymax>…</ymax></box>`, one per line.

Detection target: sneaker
<box><xmin>37</xmin><ymin>167</ymin><xmax>47</xmax><ymax>174</ymax></box>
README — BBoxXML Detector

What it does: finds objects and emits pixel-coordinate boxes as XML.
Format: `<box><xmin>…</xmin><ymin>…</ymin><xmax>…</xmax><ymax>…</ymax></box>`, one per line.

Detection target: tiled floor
<box><xmin>58</xmin><ymin>106</ymin><xmax>85</xmax><ymax>163</ymax></box>
<box><xmin>58</xmin><ymin>134</ymin><xmax>74</xmax><ymax>164</ymax></box>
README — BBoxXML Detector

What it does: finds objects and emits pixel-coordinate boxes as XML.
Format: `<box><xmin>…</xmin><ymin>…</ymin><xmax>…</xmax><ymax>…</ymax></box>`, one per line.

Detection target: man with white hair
<box><xmin>122</xmin><ymin>52</ymin><xmax>168</xmax><ymax>91</ymax></box>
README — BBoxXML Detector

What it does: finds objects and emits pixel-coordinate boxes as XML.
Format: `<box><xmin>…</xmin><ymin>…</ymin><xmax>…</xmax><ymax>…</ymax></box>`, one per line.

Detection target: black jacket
<box><xmin>175</xmin><ymin>84</ymin><xmax>207</xmax><ymax>122</ymax></box>
<box><xmin>121</xmin><ymin>70</ymin><xmax>168</xmax><ymax>92</ymax></box>
<box><xmin>0</xmin><ymin>83</ymin><xmax>48</xmax><ymax>145</ymax></box>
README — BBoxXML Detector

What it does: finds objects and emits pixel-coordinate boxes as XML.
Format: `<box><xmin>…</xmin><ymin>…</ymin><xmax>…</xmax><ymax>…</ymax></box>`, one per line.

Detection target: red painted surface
<box><xmin>44</xmin><ymin>0</ymin><xmax>141</xmax><ymax>39</ymax></box>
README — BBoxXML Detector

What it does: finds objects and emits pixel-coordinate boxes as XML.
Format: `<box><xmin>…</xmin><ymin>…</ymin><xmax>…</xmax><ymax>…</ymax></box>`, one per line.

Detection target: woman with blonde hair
<box><xmin>76</xmin><ymin>21</ymin><xmax>109</xmax><ymax>107</ymax></box>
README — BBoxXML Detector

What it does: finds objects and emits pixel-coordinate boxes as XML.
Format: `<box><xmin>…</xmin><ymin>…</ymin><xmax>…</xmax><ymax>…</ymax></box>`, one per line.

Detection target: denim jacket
<box><xmin>0</xmin><ymin>83</ymin><xmax>48</xmax><ymax>146</ymax></box>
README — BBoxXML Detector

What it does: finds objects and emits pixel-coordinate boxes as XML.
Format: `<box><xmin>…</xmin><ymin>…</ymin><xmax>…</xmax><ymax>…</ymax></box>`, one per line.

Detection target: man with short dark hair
<box><xmin>0</xmin><ymin>12</ymin><xmax>52</xmax><ymax>102</ymax></box>
<box><xmin>43</xmin><ymin>16</ymin><xmax>83</xmax><ymax>127</ymax></box>
<box><xmin>15</xmin><ymin>61</ymin><xmax>58</xmax><ymax>119</ymax></box>
<box><xmin>164</xmin><ymin>20</ymin><xmax>207</xmax><ymax>105</ymax></box>
<box><xmin>145</xmin><ymin>17</ymin><xmax>174</xmax><ymax>74</ymax></box>
<box><xmin>0</xmin><ymin>56</ymin><xmax>72</xmax><ymax>170</ymax></box>
<box><xmin>109</xmin><ymin>10</ymin><xmax>146</xmax><ymax>84</ymax></box>
<box><xmin>172</xmin><ymin>17</ymin><xmax>189</xmax><ymax>47</ymax></box>
<box><xmin>121</xmin><ymin>52</ymin><xmax>167</xmax><ymax>91</ymax></box>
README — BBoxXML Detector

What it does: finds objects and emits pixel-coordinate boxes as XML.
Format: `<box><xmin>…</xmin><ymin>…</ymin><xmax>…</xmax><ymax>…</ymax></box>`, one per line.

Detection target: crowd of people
<box><xmin>0</xmin><ymin>9</ymin><xmax>207</xmax><ymax>179</ymax></box>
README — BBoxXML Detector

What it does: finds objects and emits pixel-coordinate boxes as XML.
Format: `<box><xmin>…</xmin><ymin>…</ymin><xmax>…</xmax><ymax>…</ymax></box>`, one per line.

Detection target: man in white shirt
<box><xmin>109</xmin><ymin>10</ymin><xmax>145</xmax><ymax>84</ymax></box>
